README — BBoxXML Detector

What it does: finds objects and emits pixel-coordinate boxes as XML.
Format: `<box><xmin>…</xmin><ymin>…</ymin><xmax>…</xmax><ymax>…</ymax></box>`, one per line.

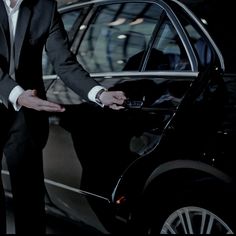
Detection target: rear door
<box><xmin>64</xmin><ymin>0</ymin><xmax>201</xmax><ymax>192</ymax></box>
<box><xmin>43</xmin><ymin>0</ymin><xmax>224</xmax><ymax>229</ymax></box>
<box><xmin>45</xmin><ymin>0</ymin><xmax>224</xmax><ymax>195</ymax></box>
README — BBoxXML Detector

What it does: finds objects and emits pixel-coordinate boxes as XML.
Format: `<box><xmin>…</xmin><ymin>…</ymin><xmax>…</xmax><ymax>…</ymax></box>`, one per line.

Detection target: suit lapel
<box><xmin>14</xmin><ymin>0</ymin><xmax>33</xmax><ymax>69</ymax></box>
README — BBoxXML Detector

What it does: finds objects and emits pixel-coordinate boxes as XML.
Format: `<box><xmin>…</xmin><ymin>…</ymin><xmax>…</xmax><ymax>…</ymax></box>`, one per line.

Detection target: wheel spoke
<box><xmin>160</xmin><ymin>206</ymin><xmax>234</xmax><ymax>234</ymax></box>
<box><xmin>177</xmin><ymin>210</ymin><xmax>188</xmax><ymax>234</ymax></box>
<box><xmin>184</xmin><ymin>208</ymin><xmax>194</xmax><ymax>234</ymax></box>
<box><xmin>206</xmin><ymin>215</ymin><xmax>214</xmax><ymax>234</ymax></box>
<box><xmin>164</xmin><ymin>223</ymin><xmax>177</xmax><ymax>234</ymax></box>
<box><xmin>200</xmin><ymin>210</ymin><xmax>207</xmax><ymax>234</ymax></box>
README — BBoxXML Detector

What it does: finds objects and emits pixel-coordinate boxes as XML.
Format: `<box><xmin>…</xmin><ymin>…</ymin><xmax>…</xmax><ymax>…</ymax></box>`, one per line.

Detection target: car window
<box><xmin>77</xmin><ymin>2</ymin><xmax>165</xmax><ymax>73</ymax></box>
<box><xmin>144</xmin><ymin>17</ymin><xmax>191</xmax><ymax>71</ymax></box>
<box><xmin>184</xmin><ymin>22</ymin><xmax>212</xmax><ymax>67</ymax></box>
<box><xmin>169</xmin><ymin>2</ymin><xmax>213</xmax><ymax>69</ymax></box>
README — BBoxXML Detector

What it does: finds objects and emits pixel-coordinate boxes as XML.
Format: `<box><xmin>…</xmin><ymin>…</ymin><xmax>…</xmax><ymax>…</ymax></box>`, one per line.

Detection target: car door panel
<box><xmin>43</xmin><ymin>0</ymin><xmax>198</xmax><ymax>225</ymax></box>
<box><xmin>40</xmin><ymin>0</ymin><xmax>226</xmax><ymax>232</ymax></box>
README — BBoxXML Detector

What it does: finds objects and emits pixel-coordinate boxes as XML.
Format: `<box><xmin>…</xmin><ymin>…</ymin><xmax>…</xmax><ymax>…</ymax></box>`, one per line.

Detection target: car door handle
<box><xmin>123</xmin><ymin>99</ymin><xmax>144</xmax><ymax>109</ymax></box>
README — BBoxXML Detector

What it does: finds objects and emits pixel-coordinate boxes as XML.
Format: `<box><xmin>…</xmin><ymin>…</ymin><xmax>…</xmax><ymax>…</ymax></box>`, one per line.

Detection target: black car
<box><xmin>2</xmin><ymin>0</ymin><xmax>236</xmax><ymax>234</ymax></box>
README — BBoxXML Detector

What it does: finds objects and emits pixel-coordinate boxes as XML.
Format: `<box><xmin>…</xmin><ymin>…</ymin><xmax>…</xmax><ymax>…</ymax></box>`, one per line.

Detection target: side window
<box><xmin>145</xmin><ymin>17</ymin><xmax>191</xmax><ymax>71</ymax></box>
<box><xmin>77</xmin><ymin>3</ymin><xmax>164</xmax><ymax>73</ymax></box>
<box><xmin>177</xmin><ymin>12</ymin><xmax>212</xmax><ymax>68</ymax></box>
<box><xmin>184</xmin><ymin>24</ymin><xmax>212</xmax><ymax>66</ymax></box>
<box><xmin>42</xmin><ymin>9</ymin><xmax>82</xmax><ymax>75</ymax></box>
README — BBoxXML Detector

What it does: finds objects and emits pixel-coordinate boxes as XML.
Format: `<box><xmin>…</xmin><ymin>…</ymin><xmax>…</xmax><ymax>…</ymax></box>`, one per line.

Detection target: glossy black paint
<box><xmin>2</xmin><ymin>0</ymin><xmax>236</xmax><ymax>234</ymax></box>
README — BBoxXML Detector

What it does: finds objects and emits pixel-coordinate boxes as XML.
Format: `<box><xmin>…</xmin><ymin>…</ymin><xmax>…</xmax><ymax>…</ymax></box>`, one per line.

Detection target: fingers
<box><xmin>99</xmin><ymin>91</ymin><xmax>126</xmax><ymax>107</ymax></box>
<box><xmin>111</xmin><ymin>91</ymin><xmax>126</xmax><ymax>109</ymax></box>
<box><xmin>109</xmin><ymin>104</ymin><xmax>125</xmax><ymax>110</ymax></box>
<box><xmin>113</xmin><ymin>91</ymin><xmax>126</xmax><ymax>98</ymax></box>
<box><xmin>18</xmin><ymin>89</ymin><xmax>65</xmax><ymax>112</ymax></box>
<box><xmin>36</xmin><ymin>100</ymin><xmax>65</xmax><ymax>112</ymax></box>
<box><xmin>113</xmin><ymin>91</ymin><xmax>126</xmax><ymax>99</ymax></box>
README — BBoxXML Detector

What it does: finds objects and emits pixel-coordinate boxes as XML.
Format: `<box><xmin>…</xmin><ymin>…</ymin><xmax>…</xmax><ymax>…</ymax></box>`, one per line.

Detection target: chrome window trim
<box><xmin>90</xmin><ymin>71</ymin><xmax>198</xmax><ymax>78</ymax></box>
<box><xmin>58</xmin><ymin>2</ymin><xmax>92</xmax><ymax>13</ymax></box>
<box><xmin>43</xmin><ymin>71</ymin><xmax>198</xmax><ymax>80</ymax></box>
<box><xmin>43</xmin><ymin>74</ymin><xmax>59</xmax><ymax>80</ymax></box>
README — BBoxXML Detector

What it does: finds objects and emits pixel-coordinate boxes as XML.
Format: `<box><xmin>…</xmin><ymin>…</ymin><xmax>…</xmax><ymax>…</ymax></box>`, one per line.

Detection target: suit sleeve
<box><xmin>44</xmin><ymin>2</ymin><xmax>99</xmax><ymax>101</ymax></box>
<box><xmin>0</xmin><ymin>68</ymin><xmax>19</xmax><ymax>108</ymax></box>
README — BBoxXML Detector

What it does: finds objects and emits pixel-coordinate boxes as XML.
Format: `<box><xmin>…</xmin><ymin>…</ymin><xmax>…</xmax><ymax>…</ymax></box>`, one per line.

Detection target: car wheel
<box><xmin>129</xmin><ymin>179</ymin><xmax>235</xmax><ymax>235</ymax></box>
<box><xmin>155</xmin><ymin>206</ymin><xmax>233</xmax><ymax>234</ymax></box>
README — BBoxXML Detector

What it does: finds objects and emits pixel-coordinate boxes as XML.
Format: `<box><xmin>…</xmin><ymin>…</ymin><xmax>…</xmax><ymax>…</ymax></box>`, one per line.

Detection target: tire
<box><xmin>129</xmin><ymin>179</ymin><xmax>235</xmax><ymax>235</ymax></box>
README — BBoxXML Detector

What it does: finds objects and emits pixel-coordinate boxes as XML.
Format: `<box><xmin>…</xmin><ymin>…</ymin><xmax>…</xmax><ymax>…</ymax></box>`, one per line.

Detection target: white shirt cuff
<box><xmin>88</xmin><ymin>85</ymin><xmax>106</xmax><ymax>107</ymax></box>
<box><xmin>9</xmin><ymin>85</ymin><xmax>24</xmax><ymax>111</ymax></box>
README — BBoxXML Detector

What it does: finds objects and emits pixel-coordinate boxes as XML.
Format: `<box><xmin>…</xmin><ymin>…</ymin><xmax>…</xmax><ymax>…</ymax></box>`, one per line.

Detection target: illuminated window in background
<box><xmin>77</xmin><ymin>3</ymin><xmax>164</xmax><ymax>73</ymax></box>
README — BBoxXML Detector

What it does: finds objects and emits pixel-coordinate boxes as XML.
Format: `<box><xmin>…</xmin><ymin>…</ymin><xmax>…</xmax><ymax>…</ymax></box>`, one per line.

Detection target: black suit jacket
<box><xmin>0</xmin><ymin>0</ymin><xmax>99</xmax><ymax>106</ymax></box>
<box><xmin>0</xmin><ymin>0</ymin><xmax>99</xmax><ymax>148</ymax></box>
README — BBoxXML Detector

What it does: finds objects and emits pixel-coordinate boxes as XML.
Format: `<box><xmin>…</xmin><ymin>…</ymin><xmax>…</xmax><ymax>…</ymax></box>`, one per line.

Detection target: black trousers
<box><xmin>0</xmin><ymin>105</ymin><xmax>46</xmax><ymax>234</ymax></box>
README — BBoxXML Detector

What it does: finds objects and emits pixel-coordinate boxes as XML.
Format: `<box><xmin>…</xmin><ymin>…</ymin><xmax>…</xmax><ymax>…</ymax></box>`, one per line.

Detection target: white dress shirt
<box><xmin>3</xmin><ymin>0</ymin><xmax>24</xmax><ymax>110</ymax></box>
<box><xmin>3</xmin><ymin>0</ymin><xmax>104</xmax><ymax>111</ymax></box>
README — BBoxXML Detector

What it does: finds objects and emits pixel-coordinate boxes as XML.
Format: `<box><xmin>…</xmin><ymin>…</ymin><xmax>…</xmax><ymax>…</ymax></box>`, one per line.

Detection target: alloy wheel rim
<box><xmin>158</xmin><ymin>206</ymin><xmax>233</xmax><ymax>234</ymax></box>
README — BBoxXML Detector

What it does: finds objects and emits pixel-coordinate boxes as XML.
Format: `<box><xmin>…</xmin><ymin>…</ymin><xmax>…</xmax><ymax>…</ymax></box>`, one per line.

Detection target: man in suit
<box><xmin>0</xmin><ymin>0</ymin><xmax>126</xmax><ymax>233</ymax></box>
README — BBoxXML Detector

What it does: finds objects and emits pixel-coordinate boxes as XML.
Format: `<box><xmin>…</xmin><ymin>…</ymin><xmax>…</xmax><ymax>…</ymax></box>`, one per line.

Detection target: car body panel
<box><xmin>2</xmin><ymin>0</ymin><xmax>236</xmax><ymax>234</ymax></box>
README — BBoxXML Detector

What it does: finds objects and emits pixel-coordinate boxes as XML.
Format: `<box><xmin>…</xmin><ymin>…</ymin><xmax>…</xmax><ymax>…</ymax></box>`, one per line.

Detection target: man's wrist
<box><xmin>95</xmin><ymin>88</ymin><xmax>107</xmax><ymax>106</ymax></box>
<box><xmin>88</xmin><ymin>85</ymin><xmax>107</xmax><ymax>107</ymax></box>
<box><xmin>9</xmin><ymin>86</ymin><xmax>24</xmax><ymax>111</ymax></box>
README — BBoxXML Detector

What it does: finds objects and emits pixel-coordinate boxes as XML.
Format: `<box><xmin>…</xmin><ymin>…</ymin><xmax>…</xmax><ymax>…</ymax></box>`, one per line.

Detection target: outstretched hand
<box><xmin>17</xmin><ymin>89</ymin><xmax>65</xmax><ymax>112</ymax></box>
<box><xmin>99</xmin><ymin>91</ymin><xmax>126</xmax><ymax>110</ymax></box>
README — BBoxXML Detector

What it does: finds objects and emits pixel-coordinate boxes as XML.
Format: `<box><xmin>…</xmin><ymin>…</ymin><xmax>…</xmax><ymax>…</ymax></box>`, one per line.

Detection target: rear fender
<box><xmin>144</xmin><ymin>159</ymin><xmax>232</xmax><ymax>193</ymax></box>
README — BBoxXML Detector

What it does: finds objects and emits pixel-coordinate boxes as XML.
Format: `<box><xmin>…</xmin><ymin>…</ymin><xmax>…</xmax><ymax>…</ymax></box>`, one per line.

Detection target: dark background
<box><xmin>180</xmin><ymin>0</ymin><xmax>236</xmax><ymax>73</ymax></box>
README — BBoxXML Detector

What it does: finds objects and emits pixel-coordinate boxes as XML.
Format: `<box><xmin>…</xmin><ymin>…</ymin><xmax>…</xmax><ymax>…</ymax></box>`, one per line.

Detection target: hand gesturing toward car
<box><xmin>17</xmin><ymin>89</ymin><xmax>126</xmax><ymax>112</ymax></box>
<box><xmin>17</xmin><ymin>89</ymin><xmax>65</xmax><ymax>112</ymax></box>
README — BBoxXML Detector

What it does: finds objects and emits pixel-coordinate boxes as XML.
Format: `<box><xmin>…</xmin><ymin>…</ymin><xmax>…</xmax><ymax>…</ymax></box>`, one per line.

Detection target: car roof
<box><xmin>58</xmin><ymin>0</ymin><xmax>173</xmax><ymax>8</ymax></box>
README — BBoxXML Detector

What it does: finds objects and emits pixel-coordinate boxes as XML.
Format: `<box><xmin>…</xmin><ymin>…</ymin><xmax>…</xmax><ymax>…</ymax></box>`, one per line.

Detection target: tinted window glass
<box><xmin>77</xmin><ymin>3</ymin><xmax>164</xmax><ymax>73</ymax></box>
<box><xmin>145</xmin><ymin>17</ymin><xmax>191</xmax><ymax>71</ymax></box>
<box><xmin>178</xmin><ymin>15</ymin><xmax>212</xmax><ymax>68</ymax></box>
